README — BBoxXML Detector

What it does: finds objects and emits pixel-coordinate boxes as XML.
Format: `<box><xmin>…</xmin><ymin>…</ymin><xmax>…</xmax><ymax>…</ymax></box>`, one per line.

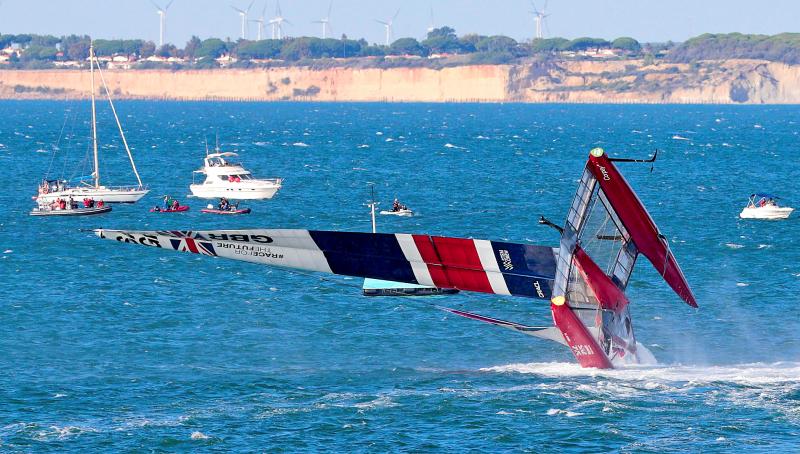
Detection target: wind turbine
<box><xmin>375</xmin><ymin>9</ymin><xmax>399</xmax><ymax>46</ymax></box>
<box><xmin>312</xmin><ymin>1</ymin><xmax>333</xmax><ymax>39</ymax></box>
<box><xmin>232</xmin><ymin>1</ymin><xmax>255</xmax><ymax>40</ymax></box>
<box><xmin>530</xmin><ymin>0</ymin><xmax>550</xmax><ymax>39</ymax></box>
<box><xmin>152</xmin><ymin>0</ymin><xmax>174</xmax><ymax>47</ymax></box>
<box><xmin>250</xmin><ymin>1</ymin><xmax>268</xmax><ymax>40</ymax></box>
<box><xmin>269</xmin><ymin>0</ymin><xmax>291</xmax><ymax>39</ymax></box>
<box><xmin>426</xmin><ymin>4</ymin><xmax>435</xmax><ymax>35</ymax></box>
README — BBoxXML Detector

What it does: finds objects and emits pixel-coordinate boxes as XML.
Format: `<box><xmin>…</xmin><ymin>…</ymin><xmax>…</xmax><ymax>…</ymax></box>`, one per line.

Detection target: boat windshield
<box><xmin>207</xmin><ymin>156</ymin><xmax>239</xmax><ymax>167</ymax></box>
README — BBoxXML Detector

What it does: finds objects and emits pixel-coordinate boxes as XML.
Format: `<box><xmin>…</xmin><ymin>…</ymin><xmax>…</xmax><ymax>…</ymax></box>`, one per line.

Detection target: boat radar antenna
<box><xmin>204</xmin><ymin>137</ymin><xmax>210</xmax><ymax>156</ymax></box>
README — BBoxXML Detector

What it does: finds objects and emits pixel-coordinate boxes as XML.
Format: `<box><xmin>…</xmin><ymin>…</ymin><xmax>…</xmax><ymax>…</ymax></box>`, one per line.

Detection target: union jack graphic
<box><xmin>164</xmin><ymin>231</ymin><xmax>216</xmax><ymax>256</ymax></box>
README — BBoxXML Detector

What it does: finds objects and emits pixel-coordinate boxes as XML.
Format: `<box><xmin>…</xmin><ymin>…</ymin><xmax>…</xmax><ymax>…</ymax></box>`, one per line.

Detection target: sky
<box><xmin>0</xmin><ymin>0</ymin><xmax>799</xmax><ymax>46</ymax></box>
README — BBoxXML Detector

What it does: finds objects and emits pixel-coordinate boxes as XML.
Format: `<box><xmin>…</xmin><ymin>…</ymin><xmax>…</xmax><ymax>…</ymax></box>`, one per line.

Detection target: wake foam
<box><xmin>482</xmin><ymin>360</ymin><xmax>800</xmax><ymax>386</ymax></box>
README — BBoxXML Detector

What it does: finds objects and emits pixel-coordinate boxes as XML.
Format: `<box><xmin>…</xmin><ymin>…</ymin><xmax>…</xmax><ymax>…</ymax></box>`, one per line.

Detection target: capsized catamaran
<box><xmin>34</xmin><ymin>43</ymin><xmax>148</xmax><ymax>205</ymax></box>
<box><xmin>93</xmin><ymin>148</ymin><xmax>696</xmax><ymax>369</ymax></box>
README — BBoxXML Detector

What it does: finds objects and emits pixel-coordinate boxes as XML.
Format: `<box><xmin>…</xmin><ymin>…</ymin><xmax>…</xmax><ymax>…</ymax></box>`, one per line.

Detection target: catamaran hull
<box><xmin>189</xmin><ymin>184</ymin><xmax>281</xmax><ymax>200</ymax></box>
<box><xmin>35</xmin><ymin>187</ymin><xmax>149</xmax><ymax>204</ymax></box>
<box><xmin>739</xmin><ymin>206</ymin><xmax>794</xmax><ymax>220</ymax></box>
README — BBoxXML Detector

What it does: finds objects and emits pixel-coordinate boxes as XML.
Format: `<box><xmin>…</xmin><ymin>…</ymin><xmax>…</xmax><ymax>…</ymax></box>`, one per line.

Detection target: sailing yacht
<box><xmin>34</xmin><ymin>43</ymin><xmax>148</xmax><ymax>205</ymax></box>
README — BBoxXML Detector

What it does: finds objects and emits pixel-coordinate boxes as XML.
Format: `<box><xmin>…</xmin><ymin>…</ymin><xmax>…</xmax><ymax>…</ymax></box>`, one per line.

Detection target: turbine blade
<box><xmin>392</xmin><ymin>8</ymin><xmax>400</xmax><ymax>20</ymax></box>
<box><xmin>327</xmin><ymin>0</ymin><xmax>332</xmax><ymax>17</ymax></box>
<box><xmin>165</xmin><ymin>0</ymin><xmax>174</xmax><ymax>10</ymax></box>
<box><xmin>247</xmin><ymin>0</ymin><xmax>254</xmax><ymax>12</ymax></box>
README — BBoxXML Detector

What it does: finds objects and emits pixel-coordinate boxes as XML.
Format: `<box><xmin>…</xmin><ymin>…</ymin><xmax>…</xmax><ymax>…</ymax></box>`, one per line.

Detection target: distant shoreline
<box><xmin>2</xmin><ymin>58</ymin><xmax>798</xmax><ymax>104</ymax></box>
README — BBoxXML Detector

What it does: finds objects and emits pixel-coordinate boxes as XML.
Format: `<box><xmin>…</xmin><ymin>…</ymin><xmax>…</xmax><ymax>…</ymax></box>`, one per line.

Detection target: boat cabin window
<box><xmin>207</xmin><ymin>157</ymin><xmax>234</xmax><ymax>167</ymax></box>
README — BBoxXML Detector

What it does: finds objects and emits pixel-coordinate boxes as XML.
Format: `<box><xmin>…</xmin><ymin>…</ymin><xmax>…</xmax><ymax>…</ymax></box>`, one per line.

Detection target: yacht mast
<box><xmin>95</xmin><ymin>59</ymin><xmax>144</xmax><ymax>188</ymax></box>
<box><xmin>90</xmin><ymin>42</ymin><xmax>100</xmax><ymax>188</ymax></box>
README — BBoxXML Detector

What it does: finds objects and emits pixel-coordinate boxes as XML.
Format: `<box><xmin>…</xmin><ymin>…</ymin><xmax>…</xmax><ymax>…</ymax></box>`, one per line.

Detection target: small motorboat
<box><xmin>739</xmin><ymin>194</ymin><xmax>794</xmax><ymax>220</ymax></box>
<box><xmin>150</xmin><ymin>205</ymin><xmax>190</xmax><ymax>213</ymax></box>
<box><xmin>380</xmin><ymin>208</ymin><xmax>414</xmax><ymax>217</ymax></box>
<box><xmin>381</xmin><ymin>199</ymin><xmax>414</xmax><ymax>217</ymax></box>
<box><xmin>30</xmin><ymin>204</ymin><xmax>111</xmax><ymax>216</ymax></box>
<box><xmin>201</xmin><ymin>203</ymin><xmax>251</xmax><ymax>215</ymax></box>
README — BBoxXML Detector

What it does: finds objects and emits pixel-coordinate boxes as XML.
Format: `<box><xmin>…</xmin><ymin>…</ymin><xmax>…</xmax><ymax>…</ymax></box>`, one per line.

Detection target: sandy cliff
<box><xmin>2</xmin><ymin>59</ymin><xmax>800</xmax><ymax>103</ymax></box>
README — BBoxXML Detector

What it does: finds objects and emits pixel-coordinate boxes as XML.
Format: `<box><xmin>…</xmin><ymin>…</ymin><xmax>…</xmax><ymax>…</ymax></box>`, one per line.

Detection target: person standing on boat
<box><xmin>163</xmin><ymin>195</ymin><xmax>172</xmax><ymax>210</ymax></box>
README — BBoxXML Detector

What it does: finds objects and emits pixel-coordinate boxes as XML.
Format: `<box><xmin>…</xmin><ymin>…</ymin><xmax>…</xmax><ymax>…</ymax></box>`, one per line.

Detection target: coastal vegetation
<box><xmin>0</xmin><ymin>28</ymin><xmax>646</xmax><ymax>70</ymax></box>
<box><xmin>667</xmin><ymin>32</ymin><xmax>800</xmax><ymax>64</ymax></box>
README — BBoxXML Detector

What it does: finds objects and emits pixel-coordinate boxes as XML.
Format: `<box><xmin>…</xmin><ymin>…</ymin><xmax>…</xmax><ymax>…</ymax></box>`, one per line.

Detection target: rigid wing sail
<box><xmin>96</xmin><ymin>229</ymin><xmax>558</xmax><ymax>299</ymax></box>
<box><xmin>94</xmin><ymin>148</ymin><xmax>696</xmax><ymax>369</ymax></box>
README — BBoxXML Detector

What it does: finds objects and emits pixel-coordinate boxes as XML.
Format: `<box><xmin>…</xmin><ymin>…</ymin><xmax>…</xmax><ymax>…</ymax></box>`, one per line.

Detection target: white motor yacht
<box><xmin>189</xmin><ymin>152</ymin><xmax>282</xmax><ymax>200</ymax></box>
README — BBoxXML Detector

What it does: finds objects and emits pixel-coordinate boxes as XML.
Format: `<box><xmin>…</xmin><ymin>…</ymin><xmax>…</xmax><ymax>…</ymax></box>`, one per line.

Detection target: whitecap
<box><xmin>736</xmin><ymin>282</ymin><xmax>749</xmax><ymax>287</ymax></box>
<box><xmin>444</xmin><ymin>143</ymin><xmax>465</xmax><ymax>149</ymax></box>
<box><xmin>292</xmin><ymin>142</ymin><xmax>309</xmax><ymax>147</ymax></box>
<box><xmin>725</xmin><ymin>243</ymin><xmax>744</xmax><ymax>249</ymax></box>
<box><xmin>385</xmin><ymin>138</ymin><xmax>394</xmax><ymax>142</ymax></box>
<box><xmin>3</xmin><ymin>249</ymin><xmax>12</xmax><ymax>253</ymax></box>
<box><xmin>672</xmin><ymin>135</ymin><xmax>690</xmax><ymax>141</ymax></box>
<box><xmin>191</xmin><ymin>431</ymin><xmax>209</xmax><ymax>440</ymax></box>
<box><xmin>357</xmin><ymin>144</ymin><xmax>370</xmax><ymax>148</ymax></box>
<box><xmin>546</xmin><ymin>408</ymin><xmax>582</xmax><ymax>417</ymax></box>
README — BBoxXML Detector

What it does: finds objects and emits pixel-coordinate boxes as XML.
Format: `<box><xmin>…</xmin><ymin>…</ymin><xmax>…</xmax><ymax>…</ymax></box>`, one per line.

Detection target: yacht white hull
<box><xmin>189</xmin><ymin>183</ymin><xmax>281</xmax><ymax>200</ymax></box>
<box><xmin>739</xmin><ymin>206</ymin><xmax>794</xmax><ymax>220</ymax></box>
<box><xmin>35</xmin><ymin>187</ymin><xmax>150</xmax><ymax>204</ymax></box>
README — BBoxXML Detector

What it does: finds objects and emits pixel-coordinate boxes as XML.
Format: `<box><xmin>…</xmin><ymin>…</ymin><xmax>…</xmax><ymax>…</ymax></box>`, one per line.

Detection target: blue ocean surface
<box><xmin>0</xmin><ymin>101</ymin><xmax>799</xmax><ymax>451</ymax></box>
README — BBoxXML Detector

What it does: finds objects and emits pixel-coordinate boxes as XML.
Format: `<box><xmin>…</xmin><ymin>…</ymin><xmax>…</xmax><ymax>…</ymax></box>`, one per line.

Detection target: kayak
<box><xmin>150</xmin><ymin>206</ymin><xmax>190</xmax><ymax>213</ymax></box>
<box><xmin>201</xmin><ymin>207</ymin><xmax>251</xmax><ymax>215</ymax></box>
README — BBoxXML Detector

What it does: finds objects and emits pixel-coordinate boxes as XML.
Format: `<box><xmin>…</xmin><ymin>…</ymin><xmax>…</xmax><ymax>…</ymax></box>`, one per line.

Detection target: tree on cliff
<box><xmin>475</xmin><ymin>35</ymin><xmax>518</xmax><ymax>54</ymax></box>
<box><xmin>184</xmin><ymin>36</ymin><xmax>202</xmax><ymax>60</ymax></box>
<box><xmin>62</xmin><ymin>35</ymin><xmax>91</xmax><ymax>61</ymax></box>
<box><xmin>564</xmin><ymin>37</ymin><xmax>611</xmax><ymax>52</ymax></box>
<box><xmin>422</xmin><ymin>27</ymin><xmax>463</xmax><ymax>54</ymax></box>
<box><xmin>195</xmin><ymin>38</ymin><xmax>227</xmax><ymax>59</ymax></box>
<box><xmin>529</xmin><ymin>37</ymin><xmax>570</xmax><ymax>53</ymax></box>
<box><xmin>389</xmin><ymin>38</ymin><xmax>425</xmax><ymax>56</ymax></box>
<box><xmin>236</xmin><ymin>39</ymin><xmax>283</xmax><ymax>59</ymax></box>
<box><xmin>611</xmin><ymin>37</ymin><xmax>641</xmax><ymax>53</ymax></box>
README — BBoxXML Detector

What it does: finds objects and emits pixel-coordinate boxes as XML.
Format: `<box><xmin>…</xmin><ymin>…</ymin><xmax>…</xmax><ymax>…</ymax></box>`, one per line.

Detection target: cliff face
<box><xmin>2</xmin><ymin>59</ymin><xmax>800</xmax><ymax>103</ymax></box>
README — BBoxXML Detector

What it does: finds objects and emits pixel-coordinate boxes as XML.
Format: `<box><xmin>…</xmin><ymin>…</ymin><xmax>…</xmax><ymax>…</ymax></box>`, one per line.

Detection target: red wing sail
<box><xmin>586</xmin><ymin>151</ymin><xmax>697</xmax><ymax>307</ymax></box>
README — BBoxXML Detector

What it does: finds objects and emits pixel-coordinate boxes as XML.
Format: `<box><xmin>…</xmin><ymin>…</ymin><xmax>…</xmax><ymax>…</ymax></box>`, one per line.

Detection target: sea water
<box><xmin>0</xmin><ymin>101</ymin><xmax>799</xmax><ymax>451</ymax></box>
